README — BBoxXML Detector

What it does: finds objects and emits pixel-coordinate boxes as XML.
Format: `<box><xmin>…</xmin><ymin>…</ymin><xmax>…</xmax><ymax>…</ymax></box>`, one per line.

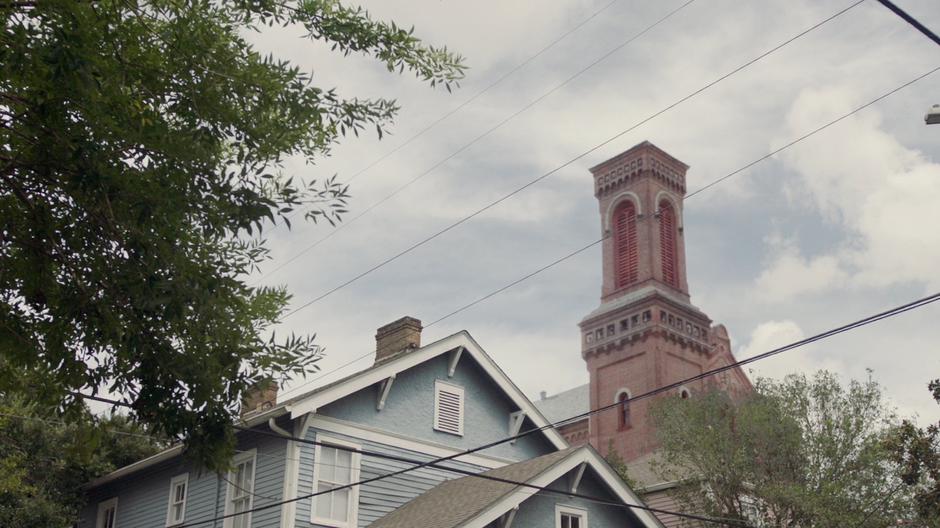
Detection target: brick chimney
<box><xmin>375</xmin><ymin>316</ymin><xmax>422</xmax><ymax>363</ymax></box>
<box><xmin>240</xmin><ymin>378</ymin><xmax>278</xmax><ymax>417</ymax></box>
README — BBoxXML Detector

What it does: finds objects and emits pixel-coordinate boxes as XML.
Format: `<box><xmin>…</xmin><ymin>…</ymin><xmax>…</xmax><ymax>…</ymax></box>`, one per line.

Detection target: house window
<box><xmin>96</xmin><ymin>497</ymin><xmax>118</xmax><ymax>528</ymax></box>
<box><xmin>556</xmin><ymin>505</ymin><xmax>588</xmax><ymax>528</ymax></box>
<box><xmin>606</xmin><ymin>324</ymin><xmax>615</xmax><ymax>336</ymax></box>
<box><xmin>433</xmin><ymin>380</ymin><xmax>464</xmax><ymax>436</ymax></box>
<box><xmin>615</xmin><ymin>390</ymin><xmax>631</xmax><ymax>430</ymax></box>
<box><xmin>224</xmin><ymin>450</ymin><xmax>256</xmax><ymax>528</ymax></box>
<box><xmin>612</xmin><ymin>199</ymin><xmax>638</xmax><ymax>289</ymax></box>
<box><xmin>679</xmin><ymin>387</ymin><xmax>692</xmax><ymax>400</ymax></box>
<box><xmin>166</xmin><ymin>473</ymin><xmax>189</xmax><ymax>526</ymax></box>
<box><xmin>620</xmin><ymin>319</ymin><xmax>628</xmax><ymax>332</ymax></box>
<box><xmin>312</xmin><ymin>437</ymin><xmax>361</xmax><ymax>528</ymax></box>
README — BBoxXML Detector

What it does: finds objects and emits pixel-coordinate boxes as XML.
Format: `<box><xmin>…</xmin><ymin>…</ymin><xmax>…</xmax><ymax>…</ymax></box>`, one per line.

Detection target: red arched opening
<box><xmin>613</xmin><ymin>200</ymin><xmax>638</xmax><ymax>289</ymax></box>
<box><xmin>617</xmin><ymin>391</ymin><xmax>631</xmax><ymax>430</ymax></box>
<box><xmin>659</xmin><ymin>200</ymin><xmax>679</xmax><ymax>289</ymax></box>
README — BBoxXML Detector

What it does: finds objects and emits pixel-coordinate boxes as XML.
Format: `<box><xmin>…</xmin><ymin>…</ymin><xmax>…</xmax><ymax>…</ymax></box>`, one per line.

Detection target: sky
<box><xmin>245</xmin><ymin>0</ymin><xmax>940</xmax><ymax>425</ymax></box>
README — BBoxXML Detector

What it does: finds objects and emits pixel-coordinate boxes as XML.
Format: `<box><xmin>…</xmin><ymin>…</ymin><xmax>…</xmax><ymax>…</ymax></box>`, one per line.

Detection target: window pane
<box><xmin>172</xmin><ymin>503</ymin><xmax>182</xmax><ymax>521</ymax></box>
<box><xmin>333</xmin><ymin>488</ymin><xmax>349</xmax><ymax>522</ymax></box>
<box><xmin>319</xmin><ymin>447</ymin><xmax>336</xmax><ymax>482</ymax></box>
<box><xmin>561</xmin><ymin>515</ymin><xmax>570</xmax><ymax>528</ymax></box>
<box><xmin>571</xmin><ymin>515</ymin><xmax>580</xmax><ymax>528</ymax></box>
<box><xmin>315</xmin><ymin>482</ymin><xmax>333</xmax><ymax>518</ymax></box>
<box><xmin>175</xmin><ymin>482</ymin><xmax>186</xmax><ymax>502</ymax></box>
<box><xmin>336</xmin><ymin>449</ymin><xmax>352</xmax><ymax>483</ymax></box>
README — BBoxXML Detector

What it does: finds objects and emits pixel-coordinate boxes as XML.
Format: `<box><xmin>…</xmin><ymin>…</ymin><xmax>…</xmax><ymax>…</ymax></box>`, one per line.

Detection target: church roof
<box><xmin>533</xmin><ymin>383</ymin><xmax>590</xmax><ymax>423</ymax></box>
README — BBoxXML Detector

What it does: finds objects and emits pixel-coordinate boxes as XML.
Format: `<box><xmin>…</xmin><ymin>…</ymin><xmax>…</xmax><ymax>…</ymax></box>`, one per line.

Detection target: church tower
<box><xmin>578</xmin><ymin>141</ymin><xmax>746</xmax><ymax>461</ymax></box>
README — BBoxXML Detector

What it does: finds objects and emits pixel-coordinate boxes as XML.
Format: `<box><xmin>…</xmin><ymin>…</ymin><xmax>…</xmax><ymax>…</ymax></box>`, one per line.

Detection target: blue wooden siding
<box><xmin>508</xmin><ymin>468</ymin><xmax>646</xmax><ymax>528</ymax></box>
<box><xmin>317</xmin><ymin>354</ymin><xmax>554</xmax><ymax>461</ymax></box>
<box><xmin>80</xmin><ymin>421</ymin><xmax>287</xmax><ymax>528</ymax></box>
<box><xmin>296</xmin><ymin>427</ymin><xmax>493</xmax><ymax>528</ymax></box>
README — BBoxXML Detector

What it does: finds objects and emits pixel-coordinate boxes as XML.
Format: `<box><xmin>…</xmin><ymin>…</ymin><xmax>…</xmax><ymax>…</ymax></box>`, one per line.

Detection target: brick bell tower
<box><xmin>579</xmin><ymin>141</ymin><xmax>743</xmax><ymax>462</ymax></box>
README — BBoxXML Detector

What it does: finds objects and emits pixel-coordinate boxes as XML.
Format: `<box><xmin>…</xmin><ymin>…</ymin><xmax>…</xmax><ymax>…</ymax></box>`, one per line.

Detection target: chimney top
<box><xmin>240</xmin><ymin>379</ymin><xmax>278</xmax><ymax>417</ymax></box>
<box><xmin>375</xmin><ymin>316</ymin><xmax>422</xmax><ymax>363</ymax></box>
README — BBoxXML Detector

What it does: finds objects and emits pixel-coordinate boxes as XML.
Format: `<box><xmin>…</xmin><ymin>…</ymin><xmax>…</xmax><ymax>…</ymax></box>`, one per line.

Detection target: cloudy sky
<box><xmin>246</xmin><ymin>0</ymin><xmax>940</xmax><ymax>424</ymax></box>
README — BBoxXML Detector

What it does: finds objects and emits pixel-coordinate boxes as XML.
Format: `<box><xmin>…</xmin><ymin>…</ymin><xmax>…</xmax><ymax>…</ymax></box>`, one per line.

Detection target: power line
<box><xmin>275</xmin><ymin>61</ymin><xmax>940</xmax><ymax>399</ymax></box>
<box><xmin>874</xmin><ymin>0</ymin><xmax>940</xmax><ymax>47</ymax></box>
<box><xmin>278</xmin><ymin>0</ymin><xmax>863</xmax><ymax>318</ymax></box>
<box><xmin>255</xmin><ymin>0</ymin><xmax>700</xmax><ymax>284</ymax></box>
<box><xmin>171</xmin><ymin>290</ymin><xmax>940</xmax><ymax>527</ymax></box>
<box><xmin>227</xmin><ymin>426</ymin><xmax>749</xmax><ymax>528</ymax></box>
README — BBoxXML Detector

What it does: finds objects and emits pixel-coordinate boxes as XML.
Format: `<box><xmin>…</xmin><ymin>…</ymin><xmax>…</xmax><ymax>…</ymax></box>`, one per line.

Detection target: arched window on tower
<box><xmin>613</xmin><ymin>200</ymin><xmax>638</xmax><ymax>289</ymax></box>
<box><xmin>615</xmin><ymin>390</ymin><xmax>631</xmax><ymax>430</ymax></box>
<box><xmin>659</xmin><ymin>200</ymin><xmax>679</xmax><ymax>289</ymax></box>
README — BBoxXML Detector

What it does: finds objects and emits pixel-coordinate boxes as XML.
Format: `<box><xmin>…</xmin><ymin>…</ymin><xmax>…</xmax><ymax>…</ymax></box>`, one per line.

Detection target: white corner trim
<box><xmin>448</xmin><ymin>347</ymin><xmax>464</xmax><ymax>377</ymax></box>
<box><xmin>306</xmin><ymin>414</ymin><xmax>511</xmax><ymax>468</ymax></box>
<box><xmin>288</xmin><ymin>332</ymin><xmax>567</xmax><ymax>450</ymax></box>
<box><xmin>376</xmin><ymin>374</ymin><xmax>396</xmax><ymax>411</ymax></box>
<box><xmin>280</xmin><ymin>415</ymin><xmax>313</xmax><ymax>528</ymax></box>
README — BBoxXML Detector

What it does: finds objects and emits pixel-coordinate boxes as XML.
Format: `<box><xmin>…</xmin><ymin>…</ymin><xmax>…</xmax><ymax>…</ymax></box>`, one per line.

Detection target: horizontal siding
<box><xmin>644</xmin><ymin>489</ymin><xmax>692</xmax><ymax>528</ymax></box>
<box><xmin>297</xmin><ymin>426</ymin><xmax>489</xmax><ymax>528</ymax></box>
<box><xmin>81</xmin><ymin>424</ymin><xmax>288</xmax><ymax>528</ymax></box>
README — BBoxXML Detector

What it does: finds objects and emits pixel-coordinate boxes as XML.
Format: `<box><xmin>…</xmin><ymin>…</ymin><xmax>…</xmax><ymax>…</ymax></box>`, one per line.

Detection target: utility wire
<box><xmin>278</xmin><ymin>0</ymin><xmax>864</xmax><ymax>318</ymax></box>
<box><xmin>874</xmin><ymin>0</ymin><xmax>940</xmax><ymax>47</ymax></box>
<box><xmin>225</xmin><ymin>426</ymin><xmax>749</xmax><ymax>528</ymax></box>
<box><xmin>274</xmin><ymin>61</ymin><xmax>940</xmax><ymax>400</ymax></box>
<box><xmin>167</xmin><ymin>290</ymin><xmax>940</xmax><ymax>527</ymax></box>
<box><xmin>256</xmin><ymin>0</ymin><xmax>700</xmax><ymax>284</ymax></box>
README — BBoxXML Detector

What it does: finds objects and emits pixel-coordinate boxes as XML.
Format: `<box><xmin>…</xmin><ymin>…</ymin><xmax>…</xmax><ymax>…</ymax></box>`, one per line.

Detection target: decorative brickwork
<box><xmin>577</xmin><ymin>141</ymin><xmax>753</xmax><ymax>464</ymax></box>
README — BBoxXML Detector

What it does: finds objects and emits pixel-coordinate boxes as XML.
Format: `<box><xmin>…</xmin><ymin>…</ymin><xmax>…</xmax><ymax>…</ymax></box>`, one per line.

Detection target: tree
<box><xmin>0</xmin><ymin>0</ymin><xmax>465</xmax><ymax>469</ymax></box>
<box><xmin>0</xmin><ymin>393</ymin><xmax>166</xmax><ymax>526</ymax></box>
<box><xmin>605</xmin><ymin>439</ymin><xmax>637</xmax><ymax>489</ymax></box>
<box><xmin>650</xmin><ymin>371</ymin><xmax>914</xmax><ymax>527</ymax></box>
<box><xmin>887</xmin><ymin>379</ymin><xmax>940</xmax><ymax>527</ymax></box>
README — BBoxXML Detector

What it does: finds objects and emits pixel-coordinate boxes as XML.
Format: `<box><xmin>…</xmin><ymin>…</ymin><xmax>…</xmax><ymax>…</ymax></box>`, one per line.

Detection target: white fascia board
<box><xmin>460</xmin><ymin>447</ymin><xmax>666</xmax><ymax>528</ymax></box>
<box><xmin>307</xmin><ymin>414</ymin><xmax>512</xmax><ymax>469</ymax></box>
<box><xmin>290</xmin><ymin>331</ymin><xmax>568</xmax><ymax>451</ymax></box>
<box><xmin>84</xmin><ymin>444</ymin><xmax>184</xmax><ymax>489</ymax></box>
<box><xmin>85</xmin><ymin>404</ymin><xmax>291</xmax><ymax>490</ymax></box>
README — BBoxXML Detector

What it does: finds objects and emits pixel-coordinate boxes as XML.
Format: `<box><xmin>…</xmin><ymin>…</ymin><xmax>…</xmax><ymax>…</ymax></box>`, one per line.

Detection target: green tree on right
<box><xmin>649</xmin><ymin>371</ymin><xmax>923</xmax><ymax>527</ymax></box>
<box><xmin>887</xmin><ymin>378</ymin><xmax>940</xmax><ymax>528</ymax></box>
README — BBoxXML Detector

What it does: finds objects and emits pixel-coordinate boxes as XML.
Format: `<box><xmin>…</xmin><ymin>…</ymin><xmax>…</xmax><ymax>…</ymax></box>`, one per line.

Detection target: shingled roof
<box><xmin>369</xmin><ymin>448</ymin><xmax>577</xmax><ymax>528</ymax></box>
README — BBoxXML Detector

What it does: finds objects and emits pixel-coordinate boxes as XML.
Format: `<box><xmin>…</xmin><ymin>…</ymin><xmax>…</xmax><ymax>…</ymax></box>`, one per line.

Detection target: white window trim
<box><xmin>433</xmin><ymin>379</ymin><xmax>465</xmax><ymax>436</ymax></box>
<box><xmin>165</xmin><ymin>472</ymin><xmax>189</xmax><ymax>527</ymax></box>
<box><xmin>96</xmin><ymin>497</ymin><xmax>118</xmax><ymax>528</ymax></box>
<box><xmin>223</xmin><ymin>449</ymin><xmax>257</xmax><ymax>528</ymax></box>
<box><xmin>310</xmin><ymin>435</ymin><xmax>362</xmax><ymax>528</ymax></box>
<box><xmin>555</xmin><ymin>504</ymin><xmax>588</xmax><ymax>528</ymax></box>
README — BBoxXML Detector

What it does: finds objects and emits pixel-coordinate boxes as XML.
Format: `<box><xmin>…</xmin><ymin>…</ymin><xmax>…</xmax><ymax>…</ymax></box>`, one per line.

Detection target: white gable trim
<box><xmin>289</xmin><ymin>332</ymin><xmax>567</xmax><ymax>450</ymax></box>
<box><xmin>307</xmin><ymin>414</ymin><xmax>512</xmax><ymax>469</ymax></box>
<box><xmin>460</xmin><ymin>447</ymin><xmax>666</xmax><ymax>528</ymax></box>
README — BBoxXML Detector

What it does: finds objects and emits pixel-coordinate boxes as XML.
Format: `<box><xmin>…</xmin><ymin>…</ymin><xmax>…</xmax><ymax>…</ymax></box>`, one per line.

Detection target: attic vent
<box><xmin>433</xmin><ymin>380</ymin><xmax>464</xmax><ymax>436</ymax></box>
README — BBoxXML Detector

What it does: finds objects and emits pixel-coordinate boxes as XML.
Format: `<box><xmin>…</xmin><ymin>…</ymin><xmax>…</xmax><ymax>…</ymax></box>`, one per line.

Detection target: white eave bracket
<box><xmin>569</xmin><ymin>462</ymin><xmax>587</xmax><ymax>494</ymax></box>
<box><xmin>499</xmin><ymin>506</ymin><xmax>519</xmax><ymax>528</ymax></box>
<box><xmin>376</xmin><ymin>374</ymin><xmax>396</xmax><ymax>411</ymax></box>
<box><xmin>508</xmin><ymin>410</ymin><xmax>526</xmax><ymax>445</ymax></box>
<box><xmin>448</xmin><ymin>347</ymin><xmax>464</xmax><ymax>378</ymax></box>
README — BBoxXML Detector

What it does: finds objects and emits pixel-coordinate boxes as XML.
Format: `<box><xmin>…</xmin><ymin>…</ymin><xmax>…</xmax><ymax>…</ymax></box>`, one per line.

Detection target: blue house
<box><xmin>81</xmin><ymin>317</ymin><xmax>666</xmax><ymax>528</ymax></box>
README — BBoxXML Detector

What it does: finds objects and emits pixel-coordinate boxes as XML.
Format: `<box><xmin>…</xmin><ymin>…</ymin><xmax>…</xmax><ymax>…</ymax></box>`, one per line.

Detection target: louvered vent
<box><xmin>659</xmin><ymin>200</ymin><xmax>679</xmax><ymax>289</ymax></box>
<box><xmin>613</xmin><ymin>200</ymin><xmax>638</xmax><ymax>289</ymax></box>
<box><xmin>433</xmin><ymin>381</ymin><xmax>464</xmax><ymax>436</ymax></box>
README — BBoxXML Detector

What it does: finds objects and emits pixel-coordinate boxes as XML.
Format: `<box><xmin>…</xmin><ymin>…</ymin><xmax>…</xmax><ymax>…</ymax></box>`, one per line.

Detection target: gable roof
<box><xmin>370</xmin><ymin>445</ymin><xmax>665</xmax><ymax>528</ymax></box>
<box><xmin>533</xmin><ymin>383</ymin><xmax>589</xmax><ymax>423</ymax></box>
<box><xmin>286</xmin><ymin>331</ymin><xmax>568</xmax><ymax>450</ymax></box>
<box><xmin>86</xmin><ymin>330</ymin><xmax>567</xmax><ymax>489</ymax></box>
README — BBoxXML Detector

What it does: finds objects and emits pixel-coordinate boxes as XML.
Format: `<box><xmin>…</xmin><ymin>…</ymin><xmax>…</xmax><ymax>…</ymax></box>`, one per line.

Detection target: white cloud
<box><xmin>738</xmin><ymin>320</ymin><xmax>843</xmax><ymax>380</ymax></box>
<box><xmin>755</xmin><ymin>238</ymin><xmax>848</xmax><ymax>302</ymax></box>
